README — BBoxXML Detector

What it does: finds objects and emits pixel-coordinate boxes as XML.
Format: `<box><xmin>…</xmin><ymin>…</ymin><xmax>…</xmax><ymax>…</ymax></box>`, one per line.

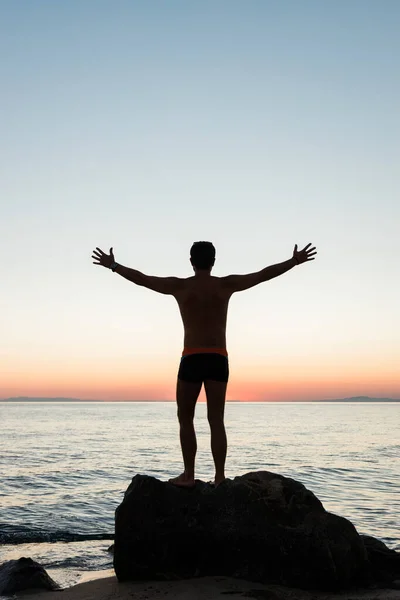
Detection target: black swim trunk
<box><xmin>178</xmin><ymin>353</ymin><xmax>229</xmax><ymax>383</ymax></box>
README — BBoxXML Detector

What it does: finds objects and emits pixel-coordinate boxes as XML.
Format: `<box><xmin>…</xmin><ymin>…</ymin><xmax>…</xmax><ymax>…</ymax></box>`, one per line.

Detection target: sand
<box><xmin>18</xmin><ymin>572</ymin><xmax>400</xmax><ymax>600</ymax></box>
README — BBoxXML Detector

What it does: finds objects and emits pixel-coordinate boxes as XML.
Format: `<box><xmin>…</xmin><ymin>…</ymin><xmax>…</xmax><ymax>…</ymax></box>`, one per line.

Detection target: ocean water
<box><xmin>0</xmin><ymin>401</ymin><xmax>399</xmax><ymax>588</ymax></box>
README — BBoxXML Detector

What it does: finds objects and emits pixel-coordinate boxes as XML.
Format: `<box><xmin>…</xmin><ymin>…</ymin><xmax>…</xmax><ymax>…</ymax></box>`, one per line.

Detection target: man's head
<box><xmin>190</xmin><ymin>241</ymin><xmax>216</xmax><ymax>272</ymax></box>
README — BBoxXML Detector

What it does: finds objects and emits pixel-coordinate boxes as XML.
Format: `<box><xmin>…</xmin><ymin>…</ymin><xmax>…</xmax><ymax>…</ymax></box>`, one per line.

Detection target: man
<box><xmin>92</xmin><ymin>241</ymin><xmax>317</xmax><ymax>487</ymax></box>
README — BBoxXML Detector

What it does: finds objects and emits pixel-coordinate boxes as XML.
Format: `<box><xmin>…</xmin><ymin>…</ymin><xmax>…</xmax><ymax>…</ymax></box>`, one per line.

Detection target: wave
<box><xmin>0</xmin><ymin>524</ymin><xmax>114</xmax><ymax>545</ymax></box>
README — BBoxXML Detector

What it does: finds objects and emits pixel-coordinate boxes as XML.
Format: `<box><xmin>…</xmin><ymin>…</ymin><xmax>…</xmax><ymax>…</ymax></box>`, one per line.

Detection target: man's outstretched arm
<box><xmin>92</xmin><ymin>247</ymin><xmax>183</xmax><ymax>295</ymax></box>
<box><xmin>222</xmin><ymin>243</ymin><xmax>317</xmax><ymax>293</ymax></box>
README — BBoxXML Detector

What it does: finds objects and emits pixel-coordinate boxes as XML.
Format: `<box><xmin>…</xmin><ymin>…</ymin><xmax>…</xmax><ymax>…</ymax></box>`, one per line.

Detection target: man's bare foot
<box><xmin>168</xmin><ymin>473</ymin><xmax>196</xmax><ymax>488</ymax></box>
<box><xmin>214</xmin><ymin>475</ymin><xmax>226</xmax><ymax>487</ymax></box>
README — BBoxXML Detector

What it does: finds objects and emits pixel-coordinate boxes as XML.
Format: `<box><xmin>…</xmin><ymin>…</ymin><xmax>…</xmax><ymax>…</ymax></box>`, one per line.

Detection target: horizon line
<box><xmin>2</xmin><ymin>396</ymin><xmax>400</xmax><ymax>403</ymax></box>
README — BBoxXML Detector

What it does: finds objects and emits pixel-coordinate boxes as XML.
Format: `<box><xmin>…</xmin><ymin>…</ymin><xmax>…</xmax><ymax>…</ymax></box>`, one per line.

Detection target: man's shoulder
<box><xmin>178</xmin><ymin>275</ymin><xmax>227</xmax><ymax>285</ymax></box>
<box><xmin>213</xmin><ymin>275</ymin><xmax>233</xmax><ymax>288</ymax></box>
<box><xmin>174</xmin><ymin>275</ymin><xmax>229</xmax><ymax>292</ymax></box>
<box><xmin>175</xmin><ymin>275</ymin><xmax>194</xmax><ymax>287</ymax></box>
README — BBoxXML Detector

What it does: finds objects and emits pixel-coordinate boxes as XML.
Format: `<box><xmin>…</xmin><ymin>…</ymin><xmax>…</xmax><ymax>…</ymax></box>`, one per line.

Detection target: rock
<box><xmin>391</xmin><ymin>580</ymin><xmax>400</xmax><ymax>590</ymax></box>
<box><xmin>360</xmin><ymin>535</ymin><xmax>400</xmax><ymax>585</ymax></box>
<box><xmin>113</xmin><ymin>471</ymin><xmax>399</xmax><ymax>590</ymax></box>
<box><xmin>0</xmin><ymin>557</ymin><xmax>60</xmax><ymax>594</ymax></box>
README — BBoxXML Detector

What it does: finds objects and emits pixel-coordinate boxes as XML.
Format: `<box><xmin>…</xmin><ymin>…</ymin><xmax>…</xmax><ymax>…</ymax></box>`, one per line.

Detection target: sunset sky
<box><xmin>1</xmin><ymin>1</ymin><xmax>399</xmax><ymax>401</ymax></box>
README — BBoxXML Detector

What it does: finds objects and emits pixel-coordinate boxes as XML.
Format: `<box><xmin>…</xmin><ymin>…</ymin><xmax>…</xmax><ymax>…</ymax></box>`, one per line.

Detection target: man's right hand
<box><xmin>92</xmin><ymin>247</ymin><xmax>115</xmax><ymax>269</ymax></box>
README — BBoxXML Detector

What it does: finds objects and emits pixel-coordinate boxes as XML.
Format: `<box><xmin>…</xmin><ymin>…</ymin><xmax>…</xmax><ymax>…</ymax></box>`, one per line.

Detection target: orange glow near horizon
<box><xmin>2</xmin><ymin>347</ymin><xmax>399</xmax><ymax>401</ymax></box>
<box><xmin>2</xmin><ymin>360</ymin><xmax>399</xmax><ymax>401</ymax></box>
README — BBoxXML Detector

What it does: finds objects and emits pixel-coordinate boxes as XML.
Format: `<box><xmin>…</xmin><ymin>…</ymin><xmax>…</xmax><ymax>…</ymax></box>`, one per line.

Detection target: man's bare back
<box><xmin>92</xmin><ymin>240</ymin><xmax>317</xmax><ymax>487</ymax></box>
<box><xmin>174</xmin><ymin>274</ymin><xmax>231</xmax><ymax>350</ymax></box>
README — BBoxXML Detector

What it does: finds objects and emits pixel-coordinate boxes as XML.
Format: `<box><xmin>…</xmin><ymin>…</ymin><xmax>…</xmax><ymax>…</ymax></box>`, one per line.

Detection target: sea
<box><xmin>0</xmin><ymin>401</ymin><xmax>399</xmax><ymax>589</ymax></box>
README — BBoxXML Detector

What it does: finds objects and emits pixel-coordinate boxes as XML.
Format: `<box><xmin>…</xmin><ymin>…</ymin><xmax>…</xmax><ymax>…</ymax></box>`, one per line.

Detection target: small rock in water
<box><xmin>0</xmin><ymin>557</ymin><xmax>60</xmax><ymax>594</ymax></box>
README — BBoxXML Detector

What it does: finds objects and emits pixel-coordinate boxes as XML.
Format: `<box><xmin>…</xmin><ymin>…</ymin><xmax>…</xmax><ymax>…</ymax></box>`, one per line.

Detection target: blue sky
<box><xmin>1</xmin><ymin>1</ymin><xmax>399</xmax><ymax>400</ymax></box>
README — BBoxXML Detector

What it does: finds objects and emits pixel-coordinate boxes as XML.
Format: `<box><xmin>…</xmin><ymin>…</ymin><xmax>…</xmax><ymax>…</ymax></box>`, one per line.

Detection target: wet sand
<box><xmin>20</xmin><ymin>572</ymin><xmax>399</xmax><ymax>600</ymax></box>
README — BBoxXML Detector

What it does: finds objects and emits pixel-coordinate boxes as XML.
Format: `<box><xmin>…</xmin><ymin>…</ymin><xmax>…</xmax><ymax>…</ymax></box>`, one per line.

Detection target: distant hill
<box><xmin>0</xmin><ymin>397</ymin><xmax>177</xmax><ymax>402</ymax></box>
<box><xmin>317</xmin><ymin>396</ymin><xmax>400</xmax><ymax>402</ymax></box>
<box><xmin>1</xmin><ymin>396</ymin><xmax>399</xmax><ymax>403</ymax></box>
<box><xmin>1</xmin><ymin>397</ymin><xmax>101</xmax><ymax>402</ymax></box>
<box><xmin>1</xmin><ymin>397</ymin><xmax>241</xmax><ymax>403</ymax></box>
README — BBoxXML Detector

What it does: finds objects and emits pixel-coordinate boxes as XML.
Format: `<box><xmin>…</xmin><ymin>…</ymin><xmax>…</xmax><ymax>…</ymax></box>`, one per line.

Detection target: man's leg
<box><xmin>204</xmin><ymin>379</ymin><xmax>228</xmax><ymax>486</ymax></box>
<box><xmin>169</xmin><ymin>378</ymin><xmax>202</xmax><ymax>488</ymax></box>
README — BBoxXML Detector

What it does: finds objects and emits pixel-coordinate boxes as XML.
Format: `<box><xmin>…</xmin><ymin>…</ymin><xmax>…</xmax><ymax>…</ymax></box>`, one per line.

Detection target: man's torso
<box><xmin>173</xmin><ymin>276</ymin><xmax>231</xmax><ymax>351</ymax></box>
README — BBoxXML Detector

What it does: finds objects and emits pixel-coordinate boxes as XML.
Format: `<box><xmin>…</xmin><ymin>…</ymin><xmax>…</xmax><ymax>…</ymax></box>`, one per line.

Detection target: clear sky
<box><xmin>1</xmin><ymin>1</ymin><xmax>399</xmax><ymax>401</ymax></box>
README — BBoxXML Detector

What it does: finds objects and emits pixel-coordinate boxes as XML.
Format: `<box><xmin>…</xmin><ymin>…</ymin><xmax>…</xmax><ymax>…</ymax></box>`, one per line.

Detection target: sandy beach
<box><xmin>19</xmin><ymin>572</ymin><xmax>400</xmax><ymax>600</ymax></box>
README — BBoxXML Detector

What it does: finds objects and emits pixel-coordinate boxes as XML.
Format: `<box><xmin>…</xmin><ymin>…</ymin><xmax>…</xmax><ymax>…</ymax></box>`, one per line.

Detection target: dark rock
<box><xmin>0</xmin><ymin>557</ymin><xmax>60</xmax><ymax>594</ymax></box>
<box><xmin>391</xmin><ymin>580</ymin><xmax>400</xmax><ymax>590</ymax></box>
<box><xmin>360</xmin><ymin>535</ymin><xmax>400</xmax><ymax>585</ymax></box>
<box><xmin>114</xmin><ymin>471</ymin><xmax>400</xmax><ymax>590</ymax></box>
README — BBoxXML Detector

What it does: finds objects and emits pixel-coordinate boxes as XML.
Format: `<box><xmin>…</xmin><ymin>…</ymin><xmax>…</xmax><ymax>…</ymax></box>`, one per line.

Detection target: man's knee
<box><xmin>207</xmin><ymin>412</ymin><xmax>225</xmax><ymax>428</ymax></box>
<box><xmin>177</xmin><ymin>407</ymin><xmax>195</xmax><ymax>424</ymax></box>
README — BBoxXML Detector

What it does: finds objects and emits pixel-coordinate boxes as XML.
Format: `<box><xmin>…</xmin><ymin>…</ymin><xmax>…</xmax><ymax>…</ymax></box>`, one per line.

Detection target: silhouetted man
<box><xmin>92</xmin><ymin>241</ymin><xmax>317</xmax><ymax>487</ymax></box>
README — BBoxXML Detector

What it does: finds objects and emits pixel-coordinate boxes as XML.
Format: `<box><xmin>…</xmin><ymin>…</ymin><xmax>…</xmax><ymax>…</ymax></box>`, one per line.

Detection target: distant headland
<box><xmin>318</xmin><ymin>396</ymin><xmax>400</xmax><ymax>403</ymax></box>
<box><xmin>1</xmin><ymin>396</ymin><xmax>399</xmax><ymax>403</ymax></box>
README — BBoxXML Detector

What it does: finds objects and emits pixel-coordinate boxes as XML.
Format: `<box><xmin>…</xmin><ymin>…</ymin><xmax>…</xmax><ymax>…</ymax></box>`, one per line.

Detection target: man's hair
<box><xmin>190</xmin><ymin>241</ymin><xmax>216</xmax><ymax>270</ymax></box>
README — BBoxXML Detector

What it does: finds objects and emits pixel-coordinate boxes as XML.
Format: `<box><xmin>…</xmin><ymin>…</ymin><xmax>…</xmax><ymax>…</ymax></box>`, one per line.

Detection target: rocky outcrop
<box><xmin>360</xmin><ymin>535</ymin><xmax>400</xmax><ymax>587</ymax></box>
<box><xmin>114</xmin><ymin>471</ymin><xmax>400</xmax><ymax>591</ymax></box>
<box><xmin>0</xmin><ymin>557</ymin><xmax>60</xmax><ymax>594</ymax></box>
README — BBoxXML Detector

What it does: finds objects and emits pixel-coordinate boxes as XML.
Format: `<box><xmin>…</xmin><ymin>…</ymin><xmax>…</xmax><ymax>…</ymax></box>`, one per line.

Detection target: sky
<box><xmin>1</xmin><ymin>1</ymin><xmax>399</xmax><ymax>402</ymax></box>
